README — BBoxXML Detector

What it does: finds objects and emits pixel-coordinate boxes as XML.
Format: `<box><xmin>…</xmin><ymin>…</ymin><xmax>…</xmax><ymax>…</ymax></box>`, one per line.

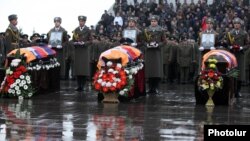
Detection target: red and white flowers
<box><xmin>0</xmin><ymin>59</ymin><xmax>35</xmax><ymax>99</ymax></box>
<box><xmin>93</xmin><ymin>61</ymin><xmax>143</xmax><ymax>96</ymax></box>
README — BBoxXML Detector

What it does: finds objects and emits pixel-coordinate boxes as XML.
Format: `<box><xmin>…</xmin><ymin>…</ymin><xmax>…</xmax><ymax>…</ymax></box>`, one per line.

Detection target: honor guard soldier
<box><xmin>197</xmin><ymin>18</ymin><xmax>219</xmax><ymax>72</ymax></box>
<box><xmin>47</xmin><ymin>17</ymin><xmax>68</xmax><ymax>79</ymax></box>
<box><xmin>72</xmin><ymin>15</ymin><xmax>92</xmax><ymax>92</ymax></box>
<box><xmin>20</xmin><ymin>34</ymin><xmax>31</xmax><ymax>48</ymax></box>
<box><xmin>198</xmin><ymin>18</ymin><xmax>219</xmax><ymax>54</ymax></box>
<box><xmin>226</xmin><ymin>17</ymin><xmax>249</xmax><ymax>97</ymax></box>
<box><xmin>5</xmin><ymin>14</ymin><xmax>20</xmax><ymax>54</ymax></box>
<box><xmin>122</xmin><ymin>17</ymin><xmax>142</xmax><ymax>50</ymax></box>
<box><xmin>143</xmin><ymin>15</ymin><xmax>166</xmax><ymax>95</ymax></box>
<box><xmin>0</xmin><ymin>32</ymin><xmax>6</xmax><ymax>67</ymax></box>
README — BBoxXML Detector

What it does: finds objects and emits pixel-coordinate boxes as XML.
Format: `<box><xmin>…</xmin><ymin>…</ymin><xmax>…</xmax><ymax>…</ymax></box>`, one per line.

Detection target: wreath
<box><xmin>93</xmin><ymin>61</ymin><xmax>143</xmax><ymax>96</ymax></box>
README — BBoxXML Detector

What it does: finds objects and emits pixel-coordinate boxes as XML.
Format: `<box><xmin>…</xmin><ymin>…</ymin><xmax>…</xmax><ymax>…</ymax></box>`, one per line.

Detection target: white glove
<box><xmin>210</xmin><ymin>47</ymin><xmax>215</xmax><ymax>50</ymax></box>
<box><xmin>147</xmin><ymin>43</ymin><xmax>152</xmax><ymax>48</ymax></box>
<box><xmin>153</xmin><ymin>43</ymin><xmax>159</xmax><ymax>48</ymax></box>
<box><xmin>149</xmin><ymin>42</ymin><xmax>154</xmax><ymax>46</ymax></box>
<box><xmin>48</xmin><ymin>45</ymin><xmax>52</xmax><ymax>48</ymax></box>
<box><xmin>199</xmin><ymin>46</ymin><xmax>204</xmax><ymax>51</ymax></box>
<box><xmin>131</xmin><ymin>43</ymin><xmax>137</xmax><ymax>47</ymax></box>
<box><xmin>229</xmin><ymin>46</ymin><xmax>233</xmax><ymax>49</ymax></box>
<box><xmin>57</xmin><ymin>45</ymin><xmax>62</xmax><ymax>49</ymax></box>
<box><xmin>240</xmin><ymin>46</ymin><xmax>243</xmax><ymax>50</ymax></box>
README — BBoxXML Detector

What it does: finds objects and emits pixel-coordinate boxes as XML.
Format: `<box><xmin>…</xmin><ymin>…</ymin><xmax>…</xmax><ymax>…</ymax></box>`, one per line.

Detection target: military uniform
<box><xmin>142</xmin><ymin>15</ymin><xmax>166</xmax><ymax>94</ymax></box>
<box><xmin>226</xmin><ymin>18</ymin><xmax>249</xmax><ymax>97</ymax></box>
<box><xmin>5</xmin><ymin>14</ymin><xmax>20</xmax><ymax>54</ymax></box>
<box><xmin>177</xmin><ymin>37</ymin><xmax>195</xmax><ymax>84</ymax></box>
<box><xmin>19</xmin><ymin>34</ymin><xmax>31</xmax><ymax>48</ymax></box>
<box><xmin>72</xmin><ymin>16</ymin><xmax>92</xmax><ymax>91</ymax></box>
<box><xmin>47</xmin><ymin>17</ymin><xmax>68</xmax><ymax>79</ymax></box>
<box><xmin>0</xmin><ymin>33</ymin><xmax>6</xmax><ymax>66</ymax></box>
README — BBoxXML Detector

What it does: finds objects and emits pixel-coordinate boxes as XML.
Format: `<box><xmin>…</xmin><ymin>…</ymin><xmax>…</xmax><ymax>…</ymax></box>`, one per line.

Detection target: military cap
<box><xmin>233</xmin><ymin>17</ymin><xmax>242</xmax><ymax>24</ymax></box>
<box><xmin>149</xmin><ymin>15</ymin><xmax>159</xmax><ymax>21</ymax></box>
<box><xmin>0</xmin><ymin>32</ymin><xmax>5</xmax><ymax>36</ymax></box>
<box><xmin>21</xmin><ymin>34</ymin><xmax>29</xmax><ymax>38</ymax></box>
<box><xmin>54</xmin><ymin>17</ymin><xmax>62</xmax><ymax>23</ymax></box>
<box><xmin>8</xmin><ymin>14</ymin><xmax>17</xmax><ymax>21</ymax></box>
<box><xmin>78</xmin><ymin>15</ymin><xmax>87</xmax><ymax>21</ymax></box>
<box><xmin>32</xmin><ymin>33</ymin><xmax>40</xmax><ymax>37</ymax></box>
<box><xmin>119</xmin><ymin>37</ymin><xmax>134</xmax><ymax>45</ymax></box>
<box><xmin>128</xmin><ymin>17</ymin><xmax>137</xmax><ymax>23</ymax></box>
<box><xmin>206</xmin><ymin>17</ymin><xmax>214</xmax><ymax>24</ymax></box>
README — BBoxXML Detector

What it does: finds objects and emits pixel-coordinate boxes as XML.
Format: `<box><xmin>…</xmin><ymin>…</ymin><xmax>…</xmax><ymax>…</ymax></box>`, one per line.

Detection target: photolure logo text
<box><xmin>208</xmin><ymin>129</ymin><xmax>247</xmax><ymax>137</ymax></box>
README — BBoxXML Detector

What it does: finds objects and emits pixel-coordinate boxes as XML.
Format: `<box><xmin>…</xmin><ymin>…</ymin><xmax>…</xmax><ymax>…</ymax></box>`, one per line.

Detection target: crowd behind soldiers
<box><xmin>0</xmin><ymin>0</ymin><xmax>250</xmax><ymax>94</ymax></box>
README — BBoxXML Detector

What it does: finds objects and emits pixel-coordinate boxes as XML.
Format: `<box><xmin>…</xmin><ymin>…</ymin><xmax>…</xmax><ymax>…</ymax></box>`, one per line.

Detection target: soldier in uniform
<box><xmin>122</xmin><ymin>17</ymin><xmax>142</xmax><ymax>50</ymax></box>
<box><xmin>177</xmin><ymin>34</ymin><xmax>195</xmax><ymax>84</ymax></box>
<box><xmin>226</xmin><ymin>17</ymin><xmax>249</xmax><ymax>97</ymax></box>
<box><xmin>72</xmin><ymin>15</ymin><xmax>92</xmax><ymax>91</ymax></box>
<box><xmin>30</xmin><ymin>33</ymin><xmax>41</xmax><ymax>46</ymax></box>
<box><xmin>0</xmin><ymin>32</ymin><xmax>6</xmax><ymax>67</ymax></box>
<box><xmin>142</xmin><ymin>15</ymin><xmax>166</xmax><ymax>95</ymax></box>
<box><xmin>47</xmin><ymin>17</ymin><xmax>68</xmax><ymax>79</ymax></box>
<box><xmin>5</xmin><ymin>14</ymin><xmax>20</xmax><ymax>54</ymax></box>
<box><xmin>198</xmin><ymin>18</ymin><xmax>219</xmax><ymax>54</ymax></box>
<box><xmin>19</xmin><ymin>34</ymin><xmax>31</xmax><ymax>48</ymax></box>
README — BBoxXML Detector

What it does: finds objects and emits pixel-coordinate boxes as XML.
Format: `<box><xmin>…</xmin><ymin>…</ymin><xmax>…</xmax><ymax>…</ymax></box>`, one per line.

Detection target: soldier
<box><xmin>142</xmin><ymin>15</ymin><xmax>166</xmax><ymax>95</ymax></box>
<box><xmin>72</xmin><ymin>15</ymin><xmax>92</xmax><ymax>91</ymax></box>
<box><xmin>5</xmin><ymin>14</ymin><xmax>20</xmax><ymax>54</ymax></box>
<box><xmin>19</xmin><ymin>34</ymin><xmax>31</xmax><ymax>48</ymax></box>
<box><xmin>0</xmin><ymin>32</ymin><xmax>6</xmax><ymax>67</ymax></box>
<box><xmin>30</xmin><ymin>33</ymin><xmax>41</xmax><ymax>46</ymax></box>
<box><xmin>198</xmin><ymin>18</ymin><xmax>219</xmax><ymax>54</ymax></box>
<box><xmin>122</xmin><ymin>17</ymin><xmax>142</xmax><ymax>50</ymax></box>
<box><xmin>64</xmin><ymin>34</ymin><xmax>75</xmax><ymax>80</ymax></box>
<box><xmin>226</xmin><ymin>17</ymin><xmax>249</xmax><ymax>98</ymax></box>
<box><xmin>177</xmin><ymin>34</ymin><xmax>195</xmax><ymax>84</ymax></box>
<box><xmin>47</xmin><ymin>17</ymin><xmax>68</xmax><ymax>79</ymax></box>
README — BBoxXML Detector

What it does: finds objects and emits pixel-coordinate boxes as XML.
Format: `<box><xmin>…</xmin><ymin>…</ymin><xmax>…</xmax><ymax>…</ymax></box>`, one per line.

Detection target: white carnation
<box><xmin>8</xmin><ymin>89</ymin><xmax>12</xmax><ymax>93</ymax></box>
<box><xmin>112</xmin><ymin>83</ymin><xmax>117</xmax><ymax>87</ymax></box>
<box><xmin>119</xmin><ymin>91</ymin><xmax>125</xmax><ymax>95</ymax></box>
<box><xmin>106</xmin><ymin>61</ymin><xmax>113</xmax><ymax>67</ymax></box>
<box><xmin>16</xmin><ymin>90</ymin><xmax>21</xmax><ymax>95</ymax></box>
<box><xmin>97</xmin><ymin>79</ymin><xmax>102</xmax><ymax>84</ymax></box>
<box><xmin>23</xmin><ymin>85</ymin><xmax>28</xmax><ymax>90</ymax></box>
<box><xmin>26</xmin><ymin>76</ymin><xmax>30</xmax><ymax>81</ymax></box>
<box><xmin>116</xmin><ymin>63</ymin><xmax>122</xmax><ymax>68</ymax></box>
<box><xmin>18</xmin><ymin>96</ymin><xmax>23</xmax><ymax>100</ymax></box>
<box><xmin>16</xmin><ymin>79</ymin><xmax>21</xmax><ymax>83</ymax></box>
<box><xmin>28</xmin><ymin>93</ymin><xmax>33</xmax><ymax>97</ymax></box>
<box><xmin>20</xmin><ymin>75</ymin><xmax>25</xmax><ymax>79</ymax></box>
<box><xmin>15</xmin><ymin>86</ymin><xmax>20</xmax><ymax>91</ymax></box>
<box><xmin>108</xmin><ymin>69</ymin><xmax>114</xmax><ymax>73</ymax></box>
<box><xmin>106</xmin><ymin>82</ymin><xmax>112</xmax><ymax>87</ymax></box>
<box><xmin>101</xmin><ymin>82</ymin><xmax>106</xmax><ymax>86</ymax></box>
<box><xmin>129</xmin><ymin>75</ymin><xmax>133</xmax><ymax>79</ymax></box>
<box><xmin>21</xmin><ymin>80</ymin><xmax>26</xmax><ymax>85</ymax></box>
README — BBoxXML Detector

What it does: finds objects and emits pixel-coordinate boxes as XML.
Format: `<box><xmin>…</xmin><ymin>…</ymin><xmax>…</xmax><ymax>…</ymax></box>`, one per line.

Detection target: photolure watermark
<box><xmin>204</xmin><ymin>125</ymin><xmax>250</xmax><ymax>140</ymax></box>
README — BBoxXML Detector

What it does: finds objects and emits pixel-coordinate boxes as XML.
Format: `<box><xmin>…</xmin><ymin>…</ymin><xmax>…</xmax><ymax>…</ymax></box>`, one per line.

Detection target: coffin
<box><xmin>195</xmin><ymin>49</ymin><xmax>238</xmax><ymax>105</ymax></box>
<box><xmin>94</xmin><ymin>45</ymin><xmax>145</xmax><ymax>102</ymax></box>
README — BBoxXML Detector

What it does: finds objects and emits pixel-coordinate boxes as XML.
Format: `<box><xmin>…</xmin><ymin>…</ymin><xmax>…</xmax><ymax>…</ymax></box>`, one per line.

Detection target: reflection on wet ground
<box><xmin>0</xmin><ymin>81</ymin><xmax>249</xmax><ymax>141</ymax></box>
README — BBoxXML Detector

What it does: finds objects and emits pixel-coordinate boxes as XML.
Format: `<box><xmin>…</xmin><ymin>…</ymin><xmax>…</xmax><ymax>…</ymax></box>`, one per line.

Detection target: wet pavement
<box><xmin>0</xmin><ymin>80</ymin><xmax>250</xmax><ymax>141</ymax></box>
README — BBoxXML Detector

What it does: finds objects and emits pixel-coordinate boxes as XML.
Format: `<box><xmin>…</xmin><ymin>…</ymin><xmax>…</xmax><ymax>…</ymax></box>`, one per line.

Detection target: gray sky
<box><xmin>0</xmin><ymin>0</ymin><xmax>114</xmax><ymax>36</ymax></box>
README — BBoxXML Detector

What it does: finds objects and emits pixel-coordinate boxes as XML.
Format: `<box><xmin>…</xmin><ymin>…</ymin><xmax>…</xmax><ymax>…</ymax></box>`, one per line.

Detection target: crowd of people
<box><xmin>0</xmin><ymin>0</ymin><xmax>249</xmax><ymax>98</ymax></box>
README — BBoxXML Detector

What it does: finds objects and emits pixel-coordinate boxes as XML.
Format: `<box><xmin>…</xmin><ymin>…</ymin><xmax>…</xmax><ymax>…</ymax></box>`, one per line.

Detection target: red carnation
<box><xmin>95</xmin><ymin>83</ymin><xmax>101</xmax><ymax>90</ymax></box>
<box><xmin>102</xmin><ymin>87</ymin><xmax>109</xmax><ymax>93</ymax></box>
<box><xmin>110</xmin><ymin>86</ymin><xmax>116</xmax><ymax>91</ymax></box>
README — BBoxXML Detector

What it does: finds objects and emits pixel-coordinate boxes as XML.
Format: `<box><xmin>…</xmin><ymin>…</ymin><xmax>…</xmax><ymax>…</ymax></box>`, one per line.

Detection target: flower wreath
<box><xmin>0</xmin><ymin>58</ymin><xmax>35</xmax><ymax>99</ymax></box>
<box><xmin>197</xmin><ymin>58</ymin><xmax>223</xmax><ymax>91</ymax></box>
<box><xmin>93</xmin><ymin>61</ymin><xmax>143</xmax><ymax>96</ymax></box>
